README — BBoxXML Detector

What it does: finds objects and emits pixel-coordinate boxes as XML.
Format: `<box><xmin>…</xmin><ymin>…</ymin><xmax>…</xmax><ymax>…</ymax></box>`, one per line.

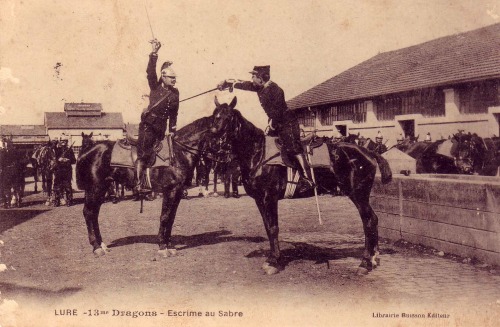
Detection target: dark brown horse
<box><xmin>0</xmin><ymin>137</ymin><xmax>29</xmax><ymax>208</ymax></box>
<box><xmin>76</xmin><ymin>117</ymin><xmax>213</xmax><ymax>256</ymax></box>
<box><xmin>209</xmin><ymin>97</ymin><xmax>393</xmax><ymax>274</ymax></box>
<box><xmin>404</xmin><ymin>132</ymin><xmax>485</xmax><ymax>174</ymax></box>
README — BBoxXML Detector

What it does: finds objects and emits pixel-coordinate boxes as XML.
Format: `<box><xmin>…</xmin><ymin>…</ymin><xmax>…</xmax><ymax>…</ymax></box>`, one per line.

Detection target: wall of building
<box><xmin>47</xmin><ymin>129</ymin><xmax>124</xmax><ymax>146</ymax></box>
<box><xmin>300</xmin><ymin>87</ymin><xmax>499</xmax><ymax>147</ymax></box>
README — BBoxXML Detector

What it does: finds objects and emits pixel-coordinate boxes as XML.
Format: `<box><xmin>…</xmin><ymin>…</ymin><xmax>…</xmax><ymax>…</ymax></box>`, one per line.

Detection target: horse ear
<box><xmin>81</xmin><ymin>132</ymin><xmax>84</xmax><ymax>137</ymax></box>
<box><xmin>229</xmin><ymin>96</ymin><xmax>237</xmax><ymax>109</ymax></box>
<box><xmin>214</xmin><ymin>96</ymin><xmax>221</xmax><ymax>108</ymax></box>
<box><xmin>89</xmin><ymin>132</ymin><xmax>93</xmax><ymax>138</ymax></box>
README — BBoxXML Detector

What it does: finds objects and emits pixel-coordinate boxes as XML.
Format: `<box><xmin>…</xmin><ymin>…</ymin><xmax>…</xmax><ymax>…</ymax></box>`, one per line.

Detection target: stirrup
<box><xmin>135</xmin><ymin>184</ymin><xmax>152</xmax><ymax>195</ymax></box>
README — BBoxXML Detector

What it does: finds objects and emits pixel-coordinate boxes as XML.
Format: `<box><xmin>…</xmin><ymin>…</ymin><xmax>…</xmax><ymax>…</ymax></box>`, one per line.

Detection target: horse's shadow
<box><xmin>246</xmin><ymin>242</ymin><xmax>398</xmax><ymax>268</ymax></box>
<box><xmin>109</xmin><ymin>231</ymin><xmax>397</xmax><ymax>269</ymax></box>
<box><xmin>108</xmin><ymin>230</ymin><xmax>267</xmax><ymax>250</ymax></box>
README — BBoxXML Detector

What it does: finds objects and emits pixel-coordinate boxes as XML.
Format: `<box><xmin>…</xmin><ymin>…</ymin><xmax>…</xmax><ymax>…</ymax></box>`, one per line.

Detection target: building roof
<box><xmin>0</xmin><ymin>125</ymin><xmax>47</xmax><ymax>136</ymax></box>
<box><xmin>287</xmin><ymin>23</ymin><xmax>500</xmax><ymax>110</ymax></box>
<box><xmin>45</xmin><ymin>112</ymin><xmax>124</xmax><ymax>129</ymax></box>
<box><xmin>64</xmin><ymin>103</ymin><xmax>102</xmax><ymax>117</ymax></box>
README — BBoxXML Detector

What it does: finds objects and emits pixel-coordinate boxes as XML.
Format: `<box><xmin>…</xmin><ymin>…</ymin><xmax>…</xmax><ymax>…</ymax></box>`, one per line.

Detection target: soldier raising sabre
<box><xmin>135</xmin><ymin>39</ymin><xmax>180</xmax><ymax>194</ymax></box>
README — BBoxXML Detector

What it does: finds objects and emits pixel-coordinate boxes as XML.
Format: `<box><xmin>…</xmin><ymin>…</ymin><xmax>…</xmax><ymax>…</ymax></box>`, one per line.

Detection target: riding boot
<box><xmin>134</xmin><ymin>159</ymin><xmax>152</xmax><ymax>195</ymax></box>
<box><xmin>295</xmin><ymin>154</ymin><xmax>316</xmax><ymax>187</ymax></box>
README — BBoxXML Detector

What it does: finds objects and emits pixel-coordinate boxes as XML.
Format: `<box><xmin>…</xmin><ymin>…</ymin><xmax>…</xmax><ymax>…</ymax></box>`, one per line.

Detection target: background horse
<box><xmin>0</xmin><ymin>137</ymin><xmax>29</xmax><ymax>208</ymax></box>
<box><xmin>453</xmin><ymin>132</ymin><xmax>500</xmax><ymax>175</ymax></box>
<box><xmin>405</xmin><ymin>132</ymin><xmax>481</xmax><ymax>174</ymax></box>
<box><xmin>76</xmin><ymin>117</ymin><xmax>213</xmax><ymax>256</ymax></box>
<box><xmin>209</xmin><ymin>97</ymin><xmax>392</xmax><ymax>274</ymax></box>
<box><xmin>80</xmin><ymin>132</ymin><xmax>135</xmax><ymax>204</ymax></box>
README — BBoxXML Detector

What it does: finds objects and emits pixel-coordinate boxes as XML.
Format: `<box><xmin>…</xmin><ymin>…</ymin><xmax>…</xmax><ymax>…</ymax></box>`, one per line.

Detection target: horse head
<box><xmin>210</xmin><ymin>96</ymin><xmax>239</xmax><ymax>138</ymax></box>
<box><xmin>81</xmin><ymin>132</ymin><xmax>95</xmax><ymax>153</ymax></box>
<box><xmin>452</xmin><ymin>132</ymin><xmax>486</xmax><ymax>174</ymax></box>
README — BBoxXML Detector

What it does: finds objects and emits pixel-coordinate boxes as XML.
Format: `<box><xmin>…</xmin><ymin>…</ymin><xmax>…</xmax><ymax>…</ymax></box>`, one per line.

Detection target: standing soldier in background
<box><xmin>54</xmin><ymin>134</ymin><xmax>76</xmax><ymax>207</ymax></box>
<box><xmin>217</xmin><ymin>66</ymin><xmax>314</xmax><ymax>186</ymax></box>
<box><xmin>135</xmin><ymin>39</ymin><xmax>180</xmax><ymax>194</ymax></box>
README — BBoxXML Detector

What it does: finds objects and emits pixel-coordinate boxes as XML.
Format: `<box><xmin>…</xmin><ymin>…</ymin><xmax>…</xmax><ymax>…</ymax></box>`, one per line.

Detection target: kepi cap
<box><xmin>249</xmin><ymin>65</ymin><xmax>270</xmax><ymax>77</ymax></box>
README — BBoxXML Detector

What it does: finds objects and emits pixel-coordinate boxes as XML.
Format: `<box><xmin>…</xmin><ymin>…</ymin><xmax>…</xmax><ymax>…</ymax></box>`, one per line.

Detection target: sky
<box><xmin>0</xmin><ymin>0</ymin><xmax>498</xmax><ymax>129</ymax></box>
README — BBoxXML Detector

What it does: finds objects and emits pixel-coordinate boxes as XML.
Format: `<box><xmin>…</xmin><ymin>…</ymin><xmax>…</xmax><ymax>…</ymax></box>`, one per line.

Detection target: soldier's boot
<box><xmin>134</xmin><ymin>159</ymin><xmax>152</xmax><ymax>195</ymax></box>
<box><xmin>295</xmin><ymin>154</ymin><xmax>316</xmax><ymax>188</ymax></box>
<box><xmin>66</xmin><ymin>190</ymin><xmax>73</xmax><ymax>207</ymax></box>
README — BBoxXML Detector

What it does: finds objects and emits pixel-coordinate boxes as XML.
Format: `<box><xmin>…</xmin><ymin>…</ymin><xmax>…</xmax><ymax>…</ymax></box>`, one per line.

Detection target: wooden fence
<box><xmin>370</xmin><ymin>174</ymin><xmax>500</xmax><ymax>266</ymax></box>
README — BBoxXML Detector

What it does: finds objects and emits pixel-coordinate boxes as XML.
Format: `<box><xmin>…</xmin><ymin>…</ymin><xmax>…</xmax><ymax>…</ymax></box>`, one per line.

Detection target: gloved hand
<box><xmin>150</xmin><ymin>39</ymin><xmax>161</xmax><ymax>54</ymax></box>
<box><xmin>217</xmin><ymin>79</ymin><xmax>236</xmax><ymax>91</ymax></box>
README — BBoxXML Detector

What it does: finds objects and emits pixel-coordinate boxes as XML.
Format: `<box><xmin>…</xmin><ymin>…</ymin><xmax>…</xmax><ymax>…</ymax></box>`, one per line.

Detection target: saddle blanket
<box><xmin>264</xmin><ymin>136</ymin><xmax>331</xmax><ymax>168</ymax></box>
<box><xmin>110</xmin><ymin>138</ymin><xmax>171</xmax><ymax>168</ymax></box>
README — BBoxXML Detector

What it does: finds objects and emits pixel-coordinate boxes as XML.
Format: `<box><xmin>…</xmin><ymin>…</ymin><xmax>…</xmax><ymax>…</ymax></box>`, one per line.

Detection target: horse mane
<box><xmin>176</xmin><ymin>116</ymin><xmax>213</xmax><ymax>142</ymax></box>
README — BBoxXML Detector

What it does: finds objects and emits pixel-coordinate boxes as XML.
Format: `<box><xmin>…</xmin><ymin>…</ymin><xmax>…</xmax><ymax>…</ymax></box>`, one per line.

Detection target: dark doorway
<box><xmin>335</xmin><ymin>125</ymin><xmax>347</xmax><ymax>136</ymax></box>
<box><xmin>399</xmin><ymin>120</ymin><xmax>415</xmax><ymax>138</ymax></box>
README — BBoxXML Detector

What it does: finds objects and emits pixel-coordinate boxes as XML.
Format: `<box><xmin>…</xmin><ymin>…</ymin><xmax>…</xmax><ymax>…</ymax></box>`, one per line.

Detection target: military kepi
<box><xmin>249</xmin><ymin>65</ymin><xmax>270</xmax><ymax>76</ymax></box>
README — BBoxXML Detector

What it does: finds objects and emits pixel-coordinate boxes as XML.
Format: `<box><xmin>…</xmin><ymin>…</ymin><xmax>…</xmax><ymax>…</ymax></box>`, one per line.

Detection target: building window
<box><xmin>459</xmin><ymin>80</ymin><xmax>500</xmax><ymax>114</ymax></box>
<box><xmin>320</xmin><ymin>102</ymin><xmax>367</xmax><ymax>125</ymax></box>
<box><xmin>401</xmin><ymin>88</ymin><xmax>445</xmax><ymax>117</ymax></box>
<box><xmin>375</xmin><ymin>96</ymin><xmax>402</xmax><ymax>121</ymax></box>
<box><xmin>297</xmin><ymin>109</ymin><xmax>316</xmax><ymax>127</ymax></box>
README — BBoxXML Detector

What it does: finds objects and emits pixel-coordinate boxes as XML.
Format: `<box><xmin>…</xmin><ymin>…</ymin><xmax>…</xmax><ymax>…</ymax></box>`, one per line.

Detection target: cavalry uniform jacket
<box><xmin>55</xmin><ymin>146</ymin><xmax>76</xmax><ymax>173</ymax></box>
<box><xmin>234</xmin><ymin>81</ymin><xmax>296</xmax><ymax>129</ymax></box>
<box><xmin>142</xmin><ymin>54</ymin><xmax>180</xmax><ymax>137</ymax></box>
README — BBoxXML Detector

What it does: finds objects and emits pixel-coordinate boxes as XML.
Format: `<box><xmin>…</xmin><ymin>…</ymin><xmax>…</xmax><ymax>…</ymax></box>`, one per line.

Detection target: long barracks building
<box><xmin>0</xmin><ymin>103</ymin><xmax>124</xmax><ymax>156</ymax></box>
<box><xmin>288</xmin><ymin>23</ymin><xmax>500</xmax><ymax>147</ymax></box>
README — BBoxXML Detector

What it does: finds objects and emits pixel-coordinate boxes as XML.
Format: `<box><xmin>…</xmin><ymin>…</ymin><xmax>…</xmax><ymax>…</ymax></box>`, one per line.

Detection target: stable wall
<box><xmin>370</xmin><ymin>174</ymin><xmax>500</xmax><ymax>266</ymax></box>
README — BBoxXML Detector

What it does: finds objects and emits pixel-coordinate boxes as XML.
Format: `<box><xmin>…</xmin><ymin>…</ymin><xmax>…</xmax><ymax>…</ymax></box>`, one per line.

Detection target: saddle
<box><xmin>265</xmin><ymin>136</ymin><xmax>331</xmax><ymax>168</ymax></box>
<box><xmin>110</xmin><ymin>135</ymin><xmax>172</xmax><ymax>168</ymax></box>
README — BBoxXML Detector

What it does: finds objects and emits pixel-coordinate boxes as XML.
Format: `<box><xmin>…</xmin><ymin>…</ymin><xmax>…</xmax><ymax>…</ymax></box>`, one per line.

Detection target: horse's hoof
<box><xmin>262</xmin><ymin>262</ymin><xmax>281</xmax><ymax>275</ymax></box>
<box><xmin>212</xmin><ymin>193</ymin><xmax>219</xmax><ymax>197</ymax></box>
<box><xmin>101</xmin><ymin>243</ymin><xmax>111</xmax><ymax>252</ymax></box>
<box><xmin>356</xmin><ymin>266</ymin><xmax>370</xmax><ymax>275</ymax></box>
<box><xmin>93</xmin><ymin>248</ymin><xmax>106</xmax><ymax>257</ymax></box>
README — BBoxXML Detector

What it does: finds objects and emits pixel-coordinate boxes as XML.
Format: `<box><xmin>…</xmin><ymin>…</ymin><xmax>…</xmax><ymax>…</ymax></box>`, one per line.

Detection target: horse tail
<box><xmin>374</xmin><ymin>153</ymin><xmax>392</xmax><ymax>184</ymax></box>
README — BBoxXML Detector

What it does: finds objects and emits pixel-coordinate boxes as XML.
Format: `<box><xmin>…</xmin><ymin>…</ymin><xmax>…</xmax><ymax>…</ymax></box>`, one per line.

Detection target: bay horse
<box><xmin>76</xmin><ymin>116</ymin><xmax>214</xmax><ymax>256</ymax></box>
<box><xmin>209</xmin><ymin>97</ymin><xmax>393</xmax><ymax>274</ymax></box>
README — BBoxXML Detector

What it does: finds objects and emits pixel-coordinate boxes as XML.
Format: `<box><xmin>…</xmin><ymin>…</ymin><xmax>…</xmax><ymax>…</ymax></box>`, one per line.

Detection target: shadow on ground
<box><xmin>0</xmin><ymin>282</ymin><xmax>81</xmax><ymax>305</ymax></box>
<box><xmin>246</xmin><ymin>242</ymin><xmax>398</xmax><ymax>268</ymax></box>
<box><xmin>108</xmin><ymin>230</ymin><xmax>266</xmax><ymax>249</ymax></box>
<box><xmin>0</xmin><ymin>209</ymin><xmax>50</xmax><ymax>233</ymax></box>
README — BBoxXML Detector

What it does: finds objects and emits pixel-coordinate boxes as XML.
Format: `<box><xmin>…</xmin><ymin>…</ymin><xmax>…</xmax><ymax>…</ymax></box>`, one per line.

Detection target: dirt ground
<box><xmin>0</xmin><ymin>179</ymin><xmax>499</xmax><ymax>327</ymax></box>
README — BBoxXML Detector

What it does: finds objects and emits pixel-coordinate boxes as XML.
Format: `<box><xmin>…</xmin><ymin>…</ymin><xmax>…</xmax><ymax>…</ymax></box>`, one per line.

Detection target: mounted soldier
<box><xmin>373</xmin><ymin>131</ymin><xmax>388</xmax><ymax>154</ymax></box>
<box><xmin>217</xmin><ymin>66</ymin><xmax>314</xmax><ymax>186</ymax></box>
<box><xmin>54</xmin><ymin>133</ymin><xmax>76</xmax><ymax>206</ymax></box>
<box><xmin>135</xmin><ymin>39</ymin><xmax>180</xmax><ymax>194</ymax></box>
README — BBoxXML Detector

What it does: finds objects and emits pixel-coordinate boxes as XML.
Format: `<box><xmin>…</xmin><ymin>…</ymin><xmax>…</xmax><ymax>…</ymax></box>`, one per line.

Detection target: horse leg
<box><xmin>83</xmin><ymin>187</ymin><xmax>109</xmax><ymax>257</ymax></box>
<box><xmin>33</xmin><ymin>168</ymin><xmax>38</xmax><ymax>193</ymax></box>
<box><xmin>157</xmin><ymin>186</ymin><xmax>183</xmax><ymax>258</ymax></box>
<box><xmin>255</xmin><ymin>197</ymin><xmax>282</xmax><ymax>274</ymax></box>
<box><xmin>213</xmin><ymin>170</ymin><xmax>219</xmax><ymax>196</ymax></box>
<box><xmin>350</xmin><ymin>194</ymin><xmax>380</xmax><ymax>274</ymax></box>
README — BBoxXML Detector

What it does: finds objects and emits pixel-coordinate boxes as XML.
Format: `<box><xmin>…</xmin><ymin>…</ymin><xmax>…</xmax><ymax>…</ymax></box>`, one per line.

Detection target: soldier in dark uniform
<box><xmin>54</xmin><ymin>134</ymin><xmax>76</xmax><ymax>206</ymax></box>
<box><xmin>217</xmin><ymin>66</ymin><xmax>314</xmax><ymax>186</ymax></box>
<box><xmin>136</xmin><ymin>39</ymin><xmax>179</xmax><ymax>193</ymax></box>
